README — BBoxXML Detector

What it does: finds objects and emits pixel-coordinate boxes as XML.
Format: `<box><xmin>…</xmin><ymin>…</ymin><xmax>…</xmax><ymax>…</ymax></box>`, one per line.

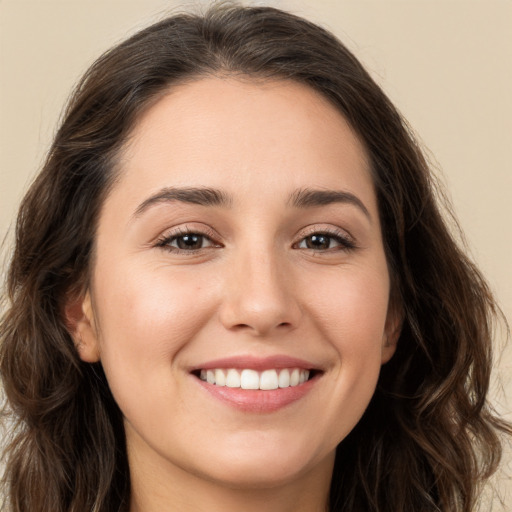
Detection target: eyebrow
<box><xmin>288</xmin><ymin>187</ymin><xmax>371</xmax><ymax>221</ymax></box>
<box><xmin>133</xmin><ymin>185</ymin><xmax>371</xmax><ymax>221</ymax></box>
<box><xmin>133</xmin><ymin>187</ymin><xmax>233</xmax><ymax>217</ymax></box>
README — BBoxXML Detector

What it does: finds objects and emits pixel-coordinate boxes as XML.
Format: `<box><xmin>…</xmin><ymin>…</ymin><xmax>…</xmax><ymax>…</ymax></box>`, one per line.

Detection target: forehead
<box><xmin>111</xmin><ymin>77</ymin><xmax>375</xmax><ymax>214</ymax></box>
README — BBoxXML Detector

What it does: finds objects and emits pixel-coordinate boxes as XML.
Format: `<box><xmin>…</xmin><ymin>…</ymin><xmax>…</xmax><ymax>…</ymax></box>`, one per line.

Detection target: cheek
<box><xmin>305</xmin><ymin>263</ymin><xmax>390</xmax><ymax>348</ymax></box>
<box><xmin>96</xmin><ymin>262</ymin><xmax>208</xmax><ymax>340</ymax></box>
<box><xmin>91</xmin><ymin>263</ymin><xmax>215</xmax><ymax>396</ymax></box>
<box><xmin>304</xmin><ymin>263</ymin><xmax>389</xmax><ymax>395</ymax></box>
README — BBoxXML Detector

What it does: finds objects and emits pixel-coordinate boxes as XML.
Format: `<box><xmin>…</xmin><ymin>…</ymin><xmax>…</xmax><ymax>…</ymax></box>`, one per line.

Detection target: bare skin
<box><xmin>68</xmin><ymin>78</ymin><xmax>399</xmax><ymax>511</ymax></box>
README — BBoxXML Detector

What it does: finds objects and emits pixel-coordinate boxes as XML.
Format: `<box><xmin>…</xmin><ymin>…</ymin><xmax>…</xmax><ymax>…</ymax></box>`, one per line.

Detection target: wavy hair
<box><xmin>1</xmin><ymin>4</ymin><xmax>509</xmax><ymax>511</ymax></box>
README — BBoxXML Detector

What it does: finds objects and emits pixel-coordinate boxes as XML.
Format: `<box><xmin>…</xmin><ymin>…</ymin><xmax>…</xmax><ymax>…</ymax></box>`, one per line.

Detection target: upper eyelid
<box><xmin>297</xmin><ymin>224</ymin><xmax>354</xmax><ymax>242</ymax></box>
<box><xmin>155</xmin><ymin>230</ymin><xmax>221</xmax><ymax>254</ymax></box>
<box><xmin>155</xmin><ymin>224</ymin><xmax>220</xmax><ymax>244</ymax></box>
<box><xmin>294</xmin><ymin>225</ymin><xmax>358</xmax><ymax>252</ymax></box>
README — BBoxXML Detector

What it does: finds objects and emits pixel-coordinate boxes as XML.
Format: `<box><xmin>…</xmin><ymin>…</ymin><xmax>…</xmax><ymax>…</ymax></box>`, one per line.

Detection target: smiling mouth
<box><xmin>193</xmin><ymin>368</ymin><xmax>317</xmax><ymax>390</ymax></box>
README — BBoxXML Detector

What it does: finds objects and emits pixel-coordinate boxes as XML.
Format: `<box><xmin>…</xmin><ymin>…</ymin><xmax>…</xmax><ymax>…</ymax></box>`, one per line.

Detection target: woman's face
<box><xmin>75</xmin><ymin>78</ymin><xmax>399</xmax><ymax>490</ymax></box>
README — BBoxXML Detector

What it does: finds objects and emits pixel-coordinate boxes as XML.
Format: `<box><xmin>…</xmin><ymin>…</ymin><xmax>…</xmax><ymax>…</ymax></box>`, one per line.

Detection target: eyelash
<box><xmin>155</xmin><ymin>226</ymin><xmax>356</xmax><ymax>254</ymax></box>
<box><xmin>294</xmin><ymin>227</ymin><xmax>356</xmax><ymax>252</ymax></box>
<box><xmin>155</xmin><ymin>226</ymin><xmax>220</xmax><ymax>254</ymax></box>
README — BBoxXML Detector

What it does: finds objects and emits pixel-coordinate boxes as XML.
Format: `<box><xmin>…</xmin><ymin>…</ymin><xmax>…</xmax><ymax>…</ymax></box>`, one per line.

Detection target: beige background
<box><xmin>1</xmin><ymin>0</ymin><xmax>511</xmax><ymax>506</ymax></box>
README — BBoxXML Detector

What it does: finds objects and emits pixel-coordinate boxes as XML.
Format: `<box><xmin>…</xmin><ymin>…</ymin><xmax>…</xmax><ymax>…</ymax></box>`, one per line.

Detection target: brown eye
<box><xmin>297</xmin><ymin>232</ymin><xmax>355</xmax><ymax>251</ymax></box>
<box><xmin>303</xmin><ymin>234</ymin><xmax>331</xmax><ymax>250</ymax></box>
<box><xmin>174</xmin><ymin>234</ymin><xmax>205</xmax><ymax>250</ymax></box>
<box><xmin>159</xmin><ymin>232</ymin><xmax>217</xmax><ymax>252</ymax></box>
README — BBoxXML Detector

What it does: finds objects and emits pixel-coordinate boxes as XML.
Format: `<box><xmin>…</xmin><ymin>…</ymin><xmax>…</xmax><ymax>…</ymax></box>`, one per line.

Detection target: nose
<box><xmin>218</xmin><ymin>248</ymin><xmax>302</xmax><ymax>337</ymax></box>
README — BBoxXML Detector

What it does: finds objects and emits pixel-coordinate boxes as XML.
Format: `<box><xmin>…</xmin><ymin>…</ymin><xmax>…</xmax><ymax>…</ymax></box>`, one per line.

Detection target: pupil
<box><xmin>307</xmin><ymin>235</ymin><xmax>329</xmax><ymax>249</ymax></box>
<box><xmin>178</xmin><ymin>234</ymin><xmax>202</xmax><ymax>250</ymax></box>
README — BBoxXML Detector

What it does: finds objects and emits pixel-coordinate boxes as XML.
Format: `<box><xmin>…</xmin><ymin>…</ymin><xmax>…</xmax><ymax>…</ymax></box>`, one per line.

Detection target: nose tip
<box><xmin>221</xmin><ymin>304</ymin><xmax>296</xmax><ymax>337</ymax></box>
<box><xmin>218</xmin><ymin>258</ymin><xmax>301</xmax><ymax>337</ymax></box>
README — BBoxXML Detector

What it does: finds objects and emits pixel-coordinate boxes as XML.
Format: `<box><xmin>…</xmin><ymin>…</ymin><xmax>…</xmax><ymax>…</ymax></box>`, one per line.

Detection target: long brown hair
<box><xmin>1</xmin><ymin>4</ymin><xmax>509</xmax><ymax>511</ymax></box>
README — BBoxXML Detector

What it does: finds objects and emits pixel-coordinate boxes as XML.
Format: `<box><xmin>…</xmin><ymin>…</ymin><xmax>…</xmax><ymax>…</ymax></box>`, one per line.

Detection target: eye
<box><xmin>156</xmin><ymin>228</ymin><xmax>220</xmax><ymax>253</ymax></box>
<box><xmin>296</xmin><ymin>231</ymin><xmax>355</xmax><ymax>251</ymax></box>
<box><xmin>170</xmin><ymin>233</ymin><xmax>213</xmax><ymax>250</ymax></box>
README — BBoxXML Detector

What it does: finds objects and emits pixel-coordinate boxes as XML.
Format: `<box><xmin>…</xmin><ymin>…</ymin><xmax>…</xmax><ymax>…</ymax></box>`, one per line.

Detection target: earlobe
<box><xmin>381</xmin><ymin>331</ymin><xmax>399</xmax><ymax>364</ymax></box>
<box><xmin>381</xmin><ymin>300</ymin><xmax>403</xmax><ymax>364</ymax></box>
<box><xmin>63</xmin><ymin>290</ymin><xmax>100</xmax><ymax>363</ymax></box>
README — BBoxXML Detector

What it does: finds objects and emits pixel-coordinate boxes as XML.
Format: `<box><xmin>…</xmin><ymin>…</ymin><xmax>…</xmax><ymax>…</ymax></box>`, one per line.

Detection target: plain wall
<box><xmin>1</xmin><ymin>0</ymin><xmax>510</xmax><ymax>506</ymax></box>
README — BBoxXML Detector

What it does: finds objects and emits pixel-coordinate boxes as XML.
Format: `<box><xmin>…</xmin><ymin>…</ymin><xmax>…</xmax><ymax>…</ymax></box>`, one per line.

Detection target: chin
<box><xmin>188</xmin><ymin>441</ymin><xmax>334</xmax><ymax>490</ymax></box>
<box><xmin>197</xmin><ymin>462</ymin><xmax>315</xmax><ymax>490</ymax></box>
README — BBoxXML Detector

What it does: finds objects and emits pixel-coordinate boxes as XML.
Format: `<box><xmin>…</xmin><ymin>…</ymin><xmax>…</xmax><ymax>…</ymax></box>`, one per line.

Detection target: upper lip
<box><xmin>189</xmin><ymin>355</ymin><xmax>322</xmax><ymax>372</ymax></box>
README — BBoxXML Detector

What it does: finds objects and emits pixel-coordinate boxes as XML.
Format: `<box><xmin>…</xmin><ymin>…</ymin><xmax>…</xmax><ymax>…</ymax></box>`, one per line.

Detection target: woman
<box><xmin>0</xmin><ymin>4</ymin><xmax>509</xmax><ymax>512</ymax></box>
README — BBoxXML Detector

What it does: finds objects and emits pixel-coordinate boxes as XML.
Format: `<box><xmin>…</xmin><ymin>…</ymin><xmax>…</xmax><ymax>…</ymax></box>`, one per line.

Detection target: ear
<box><xmin>63</xmin><ymin>290</ymin><xmax>100</xmax><ymax>363</ymax></box>
<box><xmin>381</xmin><ymin>298</ymin><xmax>403</xmax><ymax>364</ymax></box>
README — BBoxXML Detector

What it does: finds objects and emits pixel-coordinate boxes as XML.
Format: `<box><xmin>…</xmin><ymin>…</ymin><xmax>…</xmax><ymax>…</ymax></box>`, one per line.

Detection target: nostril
<box><xmin>218</xmin><ymin>288</ymin><xmax>302</xmax><ymax>336</ymax></box>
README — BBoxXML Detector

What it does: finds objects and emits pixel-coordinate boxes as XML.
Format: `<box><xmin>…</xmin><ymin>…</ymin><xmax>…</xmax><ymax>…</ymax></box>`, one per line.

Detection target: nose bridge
<box><xmin>219</xmin><ymin>241</ymin><xmax>300</xmax><ymax>335</ymax></box>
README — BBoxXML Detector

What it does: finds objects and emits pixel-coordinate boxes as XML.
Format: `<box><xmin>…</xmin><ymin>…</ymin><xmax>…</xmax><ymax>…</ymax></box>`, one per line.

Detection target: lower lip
<box><xmin>195</xmin><ymin>375</ymin><xmax>319</xmax><ymax>413</ymax></box>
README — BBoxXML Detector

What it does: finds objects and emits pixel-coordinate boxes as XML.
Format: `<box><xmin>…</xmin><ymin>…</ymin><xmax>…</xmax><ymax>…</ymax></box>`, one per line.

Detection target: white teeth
<box><xmin>260</xmin><ymin>369</ymin><xmax>279</xmax><ymax>390</ymax></box>
<box><xmin>290</xmin><ymin>368</ymin><xmax>300</xmax><ymax>386</ymax></box>
<box><xmin>278</xmin><ymin>368</ymin><xmax>290</xmax><ymax>388</ymax></box>
<box><xmin>199</xmin><ymin>367</ymin><xmax>312</xmax><ymax>389</ymax></box>
<box><xmin>240</xmin><ymin>369</ymin><xmax>259</xmax><ymax>389</ymax></box>
<box><xmin>225</xmin><ymin>369</ymin><xmax>240</xmax><ymax>388</ymax></box>
<box><xmin>215</xmin><ymin>369</ymin><xmax>226</xmax><ymax>387</ymax></box>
